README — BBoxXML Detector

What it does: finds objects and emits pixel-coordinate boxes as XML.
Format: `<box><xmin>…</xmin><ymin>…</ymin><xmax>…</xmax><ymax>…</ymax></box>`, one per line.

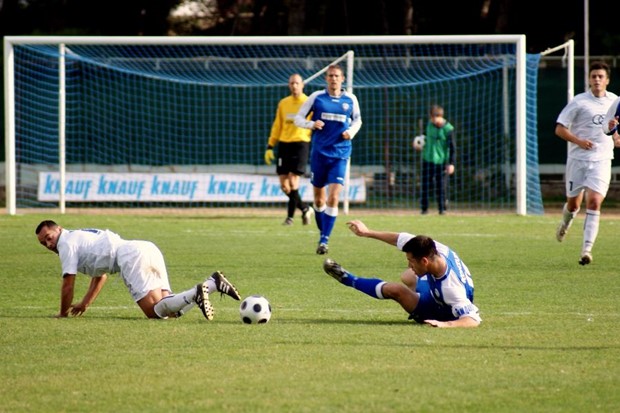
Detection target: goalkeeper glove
<box><xmin>264</xmin><ymin>148</ymin><xmax>275</xmax><ymax>165</ymax></box>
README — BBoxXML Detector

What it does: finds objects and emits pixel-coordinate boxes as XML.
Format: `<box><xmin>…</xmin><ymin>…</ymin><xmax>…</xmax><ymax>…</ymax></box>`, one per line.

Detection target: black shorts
<box><xmin>276</xmin><ymin>141</ymin><xmax>310</xmax><ymax>176</ymax></box>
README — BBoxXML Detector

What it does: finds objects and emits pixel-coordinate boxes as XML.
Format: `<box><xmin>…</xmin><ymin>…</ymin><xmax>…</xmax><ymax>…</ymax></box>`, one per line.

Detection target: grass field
<box><xmin>1</xmin><ymin>210</ymin><xmax>619</xmax><ymax>412</ymax></box>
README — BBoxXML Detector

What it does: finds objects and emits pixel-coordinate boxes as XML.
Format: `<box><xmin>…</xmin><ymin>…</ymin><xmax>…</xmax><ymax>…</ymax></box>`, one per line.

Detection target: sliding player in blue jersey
<box><xmin>324</xmin><ymin>220</ymin><xmax>481</xmax><ymax>328</ymax></box>
<box><xmin>294</xmin><ymin>64</ymin><xmax>362</xmax><ymax>255</ymax></box>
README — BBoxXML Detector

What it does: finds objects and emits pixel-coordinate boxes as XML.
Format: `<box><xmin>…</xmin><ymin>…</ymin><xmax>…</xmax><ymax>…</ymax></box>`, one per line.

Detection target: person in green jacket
<box><xmin>414</xmin><ymin>104</ymin><xmax>455</xmax><ymax>215</ymax></box>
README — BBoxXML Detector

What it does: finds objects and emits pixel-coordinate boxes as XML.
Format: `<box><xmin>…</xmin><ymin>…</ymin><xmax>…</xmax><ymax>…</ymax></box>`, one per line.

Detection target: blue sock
<box><xmin>322</xmin><ymin>206</ymin><xmax>338</xmax><ymax>243</ymax></box>
<box><xmin>342</xmin><ymin>273</ymin><xmax>384</xmax><ymax>299</ymax></box>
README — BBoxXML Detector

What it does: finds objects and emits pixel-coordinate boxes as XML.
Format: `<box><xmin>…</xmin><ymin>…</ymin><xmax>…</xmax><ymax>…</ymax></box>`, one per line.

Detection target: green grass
<box><xmin>1</xmin><ymin>211</ymin><xmax>620</xmax><ymax>412</ymax></box>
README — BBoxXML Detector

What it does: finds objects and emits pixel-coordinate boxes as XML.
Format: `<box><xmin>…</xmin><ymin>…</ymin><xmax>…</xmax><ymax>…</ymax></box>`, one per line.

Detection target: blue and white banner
<box><xmin>38</xmin><ymin>172</ymin><xmax>366</xmax><ymax>203</ymax></box>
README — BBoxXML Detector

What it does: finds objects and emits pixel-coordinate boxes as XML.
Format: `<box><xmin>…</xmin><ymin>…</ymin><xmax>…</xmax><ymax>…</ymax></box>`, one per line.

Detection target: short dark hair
<box><xmin>402</xmin><ymin>235</ymin><xmax>438</xmax><ymax>260</ymax></box>
<box><xmin>589</xmin><ymin>61</ymin><xmax>611</xmax><ymax>77</ymax></box>
<box><xmin>35</xmin><ymin>220</ymin><xmax>58</xmax><ymax>235</ymax></box>
<box><xmin>430</xmin><ymin>104</ymin><xmax>444</xmax><ymax>116</ymax></box>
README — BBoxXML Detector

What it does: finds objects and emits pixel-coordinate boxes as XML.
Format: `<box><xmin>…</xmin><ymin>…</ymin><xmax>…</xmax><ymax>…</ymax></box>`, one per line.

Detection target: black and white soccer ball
<box><xmin>239</xmin><ymin>295</ymin><xmax>272</xmax><ymax>324</ymax></box>
<box><xmin>412</xmin><ymin>135</ymin><xmax>425</xmax><ymax>151</ymax></box>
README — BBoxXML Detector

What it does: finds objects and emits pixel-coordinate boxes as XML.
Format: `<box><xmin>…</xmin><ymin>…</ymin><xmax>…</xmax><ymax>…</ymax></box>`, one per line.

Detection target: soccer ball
<box><xmin>239</xmin><ymin>295</ymin><xmax>272</xmax><ymax>324</ymax></box>
<box><xmin>412</xmin><ymin>135</ymin><xmax>425</xmax><ymax>150</ymax></box>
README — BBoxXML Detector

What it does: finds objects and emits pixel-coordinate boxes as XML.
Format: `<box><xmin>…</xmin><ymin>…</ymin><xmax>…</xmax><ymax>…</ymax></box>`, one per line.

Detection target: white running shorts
<box><xmin>565</xmin><ymin>158</ymin><xmax>612</xmax><ymax>198</ymax></box>
<box><xmin>116</xmin><ymin>240</ymin><xmax>172</xmax><ymax>302</ymax></box>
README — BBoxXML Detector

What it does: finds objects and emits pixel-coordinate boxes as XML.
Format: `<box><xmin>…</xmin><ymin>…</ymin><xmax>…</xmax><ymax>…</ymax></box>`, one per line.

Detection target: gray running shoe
<box><xmin>579</xmin><ymin>252</ymin><xmax>592</xmax><ymax>266</ymax></box>
<box><xmin>323</xmin><ymin>258</ymin><xmax>349</xmax><ymax>283</ymax></box>
<box><xmin>195</xmin><ymin>281</ymin><xmax>214</xmax><ymax>320</ymax></box>
<box><xmin>556</xmin><ymin>222</ymin><xmax>569</xmax><ymax>242</ymax></box>
<box><xmin>283</xmin><ymin>217</ymin><xmax>294</xmax><ymax>226</ymax></box>
<box><xmin>211</xmin><ymin>271</ymin><xmax>241</xmax><ymax>301</ymax></box>
<box><xmin>302</xmin><ymin>207</ymin><xmax>314</xmax><ymax>225</ymax></box>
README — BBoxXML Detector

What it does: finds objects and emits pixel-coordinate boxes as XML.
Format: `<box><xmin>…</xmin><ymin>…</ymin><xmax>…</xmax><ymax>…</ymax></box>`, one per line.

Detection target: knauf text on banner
<box><xmin>38</xmin><ymin>172</ymin><xmax>366</xmax><ymax>203</ymax></box>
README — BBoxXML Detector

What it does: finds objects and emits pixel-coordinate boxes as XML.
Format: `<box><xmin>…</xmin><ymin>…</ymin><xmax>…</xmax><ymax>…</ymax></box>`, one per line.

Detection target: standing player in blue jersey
<box><xmin>323</xmin><ymin>220</ymin><xmax>480</xmax><ymax>328</ymax></box>
<box><xmin>294</xmin><ymin>64</ymin><xmax>362</xmax><ymax>255</ymax></box>
<box><xmin>554</xmin><ymin>61</ymin><xmax>618</xmax><ymax>265</ymax></box>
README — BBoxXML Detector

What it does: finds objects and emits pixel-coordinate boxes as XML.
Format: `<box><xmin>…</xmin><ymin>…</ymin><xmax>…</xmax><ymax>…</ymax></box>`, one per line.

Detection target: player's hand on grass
<box><xmin>70</xmin><ymin>302</ymin><xmax>87</xmax><ymax>316</ymax></box>
<box><xmin>264</xmin><ymin>149</ymin><xmax>275</xmax><ymax>165</ymax></box>
<box><xmin>424</xmin><ymin>319</ymin><xmax>445</xmax><ymax>327</ymax></box>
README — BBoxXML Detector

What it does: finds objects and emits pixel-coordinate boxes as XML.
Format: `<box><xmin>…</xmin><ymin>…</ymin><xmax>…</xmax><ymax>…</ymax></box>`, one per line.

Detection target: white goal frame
<box><xmin>4</xmin><ymin>35</ymin><xmax>528</xmax><ymax>215</ymax></box>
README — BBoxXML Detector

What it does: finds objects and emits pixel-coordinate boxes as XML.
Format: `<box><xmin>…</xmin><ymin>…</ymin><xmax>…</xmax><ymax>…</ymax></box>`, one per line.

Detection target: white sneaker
<box><xmin>302</xmin><ymin>207</ymin><xmax>314</xmax><ymax>226</ymax></box>
<box><xmin>556</xmin><ymin>222</ymin><xmax>569</xmax><ymax>242</ymax></box>
<box><xmin>579</xmin><ymin>251</ymin><xmax>592</xmax><ymax>266</ymax></box>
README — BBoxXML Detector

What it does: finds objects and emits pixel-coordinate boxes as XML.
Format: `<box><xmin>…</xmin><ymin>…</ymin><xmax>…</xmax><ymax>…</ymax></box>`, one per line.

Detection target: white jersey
<box><xmin>57</xmin><ymin>228</ymin><xmax>125</xmax><ymax>277</ymax></box>
<box><xmin>396</xmin><ymin>232</ymin><xmax>480</xmax><ymax>322</ymax></box>
<box><xmin>556</xmin><ymin>90</ymin><xmax>617</xmax><ymax>161</ymax></box>
<box><xmin>602</xmin><ymin>96</ymin><xmax>620</xmax><ymax>135</ymax></box>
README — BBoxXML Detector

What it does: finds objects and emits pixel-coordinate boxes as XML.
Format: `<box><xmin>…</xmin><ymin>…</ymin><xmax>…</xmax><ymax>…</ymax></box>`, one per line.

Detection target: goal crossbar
<box><xmin>4</xmin><ymin>35</ymin><xmax>529</xmax><ymax>215</ymax></box>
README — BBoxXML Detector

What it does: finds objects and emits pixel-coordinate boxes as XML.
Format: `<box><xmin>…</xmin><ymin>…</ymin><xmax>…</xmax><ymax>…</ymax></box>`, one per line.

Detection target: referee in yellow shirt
<box><xmin>265</xmin><ymin>73</ymin><xmax>314</xmax><ymax>226</ymax></box>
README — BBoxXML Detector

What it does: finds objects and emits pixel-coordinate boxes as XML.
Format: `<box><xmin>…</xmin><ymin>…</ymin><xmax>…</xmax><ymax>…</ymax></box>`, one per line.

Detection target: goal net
<box><xmin>4</xmin><ymin>35</ymin><xmax>543</xmax><ymax>215</ymax></box>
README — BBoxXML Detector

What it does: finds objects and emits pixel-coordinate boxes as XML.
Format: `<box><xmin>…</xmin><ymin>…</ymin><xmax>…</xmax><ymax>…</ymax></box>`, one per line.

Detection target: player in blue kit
<box><xmin>294</xmin><ymin>64</ymin><xmax>362</xmax><ymax>255</ymax></box>
<box><xmin>323</xmin><ymin>220</ymin><xmax>480</xmax><ymax>328</ymax></box>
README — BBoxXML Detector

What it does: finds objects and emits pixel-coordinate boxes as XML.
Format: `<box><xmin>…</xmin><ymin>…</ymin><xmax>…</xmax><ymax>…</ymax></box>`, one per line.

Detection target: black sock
<box><xmin>290</xmin><ymin>189</ymin><xmax>306</xmax><ymax>212</ymax></box>
<box><xmin>286</xmin><ymin>192</ymin><xmax>296</xmax><ymax>218</ymax></box>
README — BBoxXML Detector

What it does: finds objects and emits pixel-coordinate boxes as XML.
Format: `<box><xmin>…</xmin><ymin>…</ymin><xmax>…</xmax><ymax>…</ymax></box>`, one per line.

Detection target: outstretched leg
<box><xmin>323</xmin><ymin>259</ymin><xmax>419</xmax><ymax>313</ymax></box>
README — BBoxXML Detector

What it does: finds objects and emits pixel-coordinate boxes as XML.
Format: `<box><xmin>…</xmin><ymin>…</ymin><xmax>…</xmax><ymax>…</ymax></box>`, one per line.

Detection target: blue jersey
<box><xmin>295</xmin><ymin>89</ymin><xmax>362</xmax><ymax>159</ymax></box>
<box><xmin>397</xmin><ymin>233</ymin><xmax>481</xmax><ymax>322</ymax></box>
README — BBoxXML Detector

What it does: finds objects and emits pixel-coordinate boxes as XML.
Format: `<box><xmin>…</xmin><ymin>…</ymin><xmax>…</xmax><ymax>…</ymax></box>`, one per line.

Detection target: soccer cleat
<box><xmin>283</xmin><ymin>217</ymin><xmax>294</xmax><ymax>226</ymax></box>
<box><xmin>195</xmin><ymin>282</ymin><xmax>214</xmax><ymax>320</ymax></box>
<box><xmin>579</xmin><ymin>252</ymin><xmax>592</xmax><ymax>266</ymax></box>
<box><xmin>556</xmin><ymin>222</ymin><xmax>569</xmax><ymax>242</ymax></box>
<box><xmin>323</xmin><ymin>258</ymin><xmax>349</xmax><ymax>283</ymax></box>
<box><xmin>302</xmin><ymin>207</ymin><xmax>314</xmax><ymax>226</ymax></box>
<box><xmin>211</xmin><ymin>271</ymin><xmax>241</xmax><ymax>300</ymax></box>
<box><xmin>316</xmin><ymin>243</ymin><xmax>329</xmax><ymax>255</ymax></box>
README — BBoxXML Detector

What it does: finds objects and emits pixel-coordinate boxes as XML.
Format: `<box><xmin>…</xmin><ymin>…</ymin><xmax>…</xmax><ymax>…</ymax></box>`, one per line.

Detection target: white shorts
<box><xmin>565</xmin><ymin>158</ymin><xmax>612</xmax><ymax>198</ymax></box>
<box><xmin>116</xmin><ymin>240</ymin><xmax>172</xmax><ymax>302</ymax></box>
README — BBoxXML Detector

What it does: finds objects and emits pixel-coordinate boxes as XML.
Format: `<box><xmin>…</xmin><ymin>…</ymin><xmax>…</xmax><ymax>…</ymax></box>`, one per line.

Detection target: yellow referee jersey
<box><xmin>267</xmin><ymin>94</ymin><xmax>312</xmax><ymax>147</ymax></box>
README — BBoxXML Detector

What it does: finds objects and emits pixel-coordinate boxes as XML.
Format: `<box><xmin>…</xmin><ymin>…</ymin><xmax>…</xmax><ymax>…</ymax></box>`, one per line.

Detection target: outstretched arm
<box><xmin>346</xmin><ymin>220</ymin><xmax>399</xmax><ymax>246</ymax></box>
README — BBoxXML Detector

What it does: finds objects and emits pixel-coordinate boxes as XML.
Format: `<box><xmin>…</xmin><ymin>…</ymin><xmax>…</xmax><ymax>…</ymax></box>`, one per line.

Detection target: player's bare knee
<box><xmin>400</xmin><ymin>269</ymin><xmax>417</xmax><ymax>289</ymax></box>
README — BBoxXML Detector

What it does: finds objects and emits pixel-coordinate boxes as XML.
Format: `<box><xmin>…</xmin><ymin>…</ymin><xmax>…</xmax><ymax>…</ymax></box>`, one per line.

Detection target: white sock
<box><xmin>325</xmin><ymin>205</ymin><xmax>339</xmax><ymax>217</ymax></box>
<box><xmin>207</xmin><ymin>278</ymin><xmax>217</xmax><ymax>294</ymax></box>
<box><xmin>153</xmin><ymin>287</ymin><xmax>197</xmax><ymax>318</ymax></box>
<box><xmin>582</xmin><ymin>209</ymin><xmax>600</xmax><ymax>253</ymax></box>
<box><xmin>375</xmin><ymin>282</ymin><xmax>386</xmax><ymax>299</ymax></box>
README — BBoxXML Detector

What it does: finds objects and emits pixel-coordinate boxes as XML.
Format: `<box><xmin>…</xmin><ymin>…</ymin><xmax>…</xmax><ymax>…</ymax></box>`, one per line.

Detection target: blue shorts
<box><xmin>408</xmin><ymin>277</ymin><xmax>456</xmax><ymax>323</ymax></box>
<box><xmin>310</xmin><ymin>153</ymin><xmax>347</xmax><ymax>188</ymax></box>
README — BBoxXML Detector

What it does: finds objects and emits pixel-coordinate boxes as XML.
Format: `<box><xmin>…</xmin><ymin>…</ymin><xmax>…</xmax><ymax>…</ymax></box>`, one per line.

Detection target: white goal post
<box><xmin>4</xmin><ymin>35</ymin><xmax>530</xmax><ymax>215</ymax></box>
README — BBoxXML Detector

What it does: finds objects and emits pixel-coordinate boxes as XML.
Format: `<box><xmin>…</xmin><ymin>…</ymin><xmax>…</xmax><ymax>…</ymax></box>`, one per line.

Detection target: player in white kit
<box><xmin>554</xmin><ymin>61</ymin><xmax>618</xmax><ymax>265</ymax></box>
<box><xmin>36</xmin><ymin>220</ymin><xmax>241</xmax><ymax>320</ymax></box>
